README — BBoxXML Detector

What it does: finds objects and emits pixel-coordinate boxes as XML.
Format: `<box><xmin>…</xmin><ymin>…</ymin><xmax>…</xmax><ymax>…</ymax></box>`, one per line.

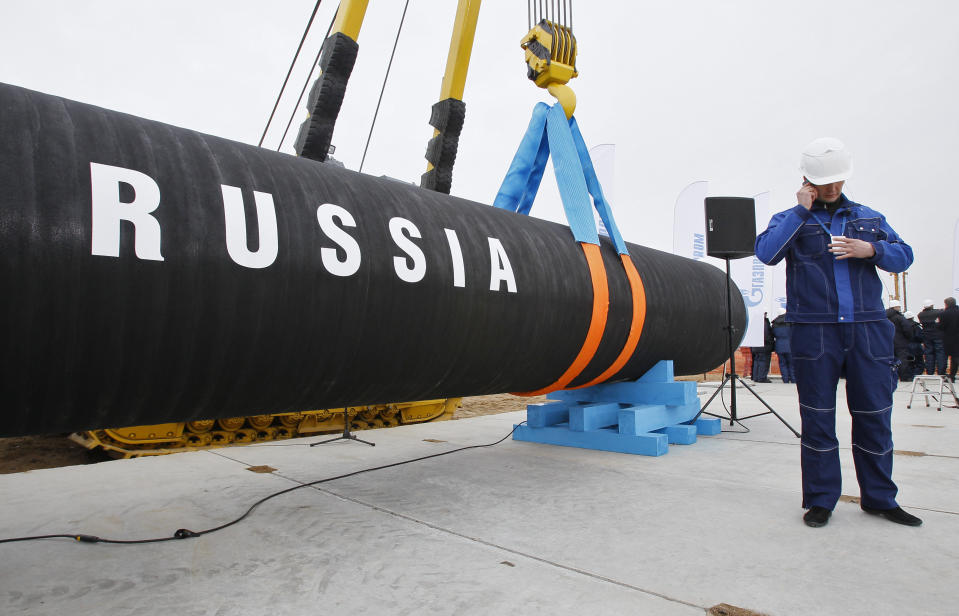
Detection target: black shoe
<box><xmin>861</xmin><ymin>505</ymin><xmax>923</xmax><ymax>527</ymax></box>
<box><xmin>803</xmin><ymin>506</ymin><xmax>831</xmax><ymax>527</ymax></box>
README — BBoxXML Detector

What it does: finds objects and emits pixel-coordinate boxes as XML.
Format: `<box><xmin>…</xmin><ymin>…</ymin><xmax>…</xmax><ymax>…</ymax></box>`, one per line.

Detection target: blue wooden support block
<box><xmin>656</xmin><ymin>424</ymin><xmax>698</xmax><ymax>445</ymax></box>
<box><xmin>693</xmin><ymin>416</ymin><xmax>722</xmax><ymax>436</ymax></box>
<box><xmin>636</xmin><ymin>361</ymin><xmax>674</xmax><ymax>382</ymax></box>
<box><xmin>618</xmin><ymin>400</ymin><xmax>700</xmax><ymax>435</ymax></box>
<box><xmin>514</xmin><ymin>361</ymin><xmax>710</xmax><ymax>457</ymax></box>
<box><xmin>513</xmin><ymin>424</ymin><xmax>668</xmax><ymax>456</ymax></box>
<box><xmin>550</xmin><ymin>379</ymin><xmax>696</xmax><ymax>407</ymax></box>
<box><xmin>526</xmin><ymin>402</ymin><xmax>570</xmax><ymax>428</ymax></box>
<box><xmin>617</xmin><ymin>404</ymin><xmax>667</xmax><ymax>435</ymax></box>
<box><xmin>569</xmin><ymin>402</ymin><xmax>621</xmax><ymax>432</ymax></box>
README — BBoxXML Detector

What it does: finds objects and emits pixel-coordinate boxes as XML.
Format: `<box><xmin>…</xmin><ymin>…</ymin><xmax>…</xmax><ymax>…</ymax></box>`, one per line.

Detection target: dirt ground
<box><xmin>0</xmin><ymin>394</ymin><xmax>546</xmax><ymax>475</ymax></box>
<box><xmin>452</xmin><ymin>393</ymin><xmax>548</xmax><ymax>419</ymax></box>
<box><xmin>0</xmin><ymin>434</ymin><xmax>112</xmax><ymax>474</ymax></box>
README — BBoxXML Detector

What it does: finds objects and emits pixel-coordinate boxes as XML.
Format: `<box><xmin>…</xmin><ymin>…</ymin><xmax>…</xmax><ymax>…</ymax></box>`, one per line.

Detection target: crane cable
<box><xmin>359</xmin><ymin>0</ymin><xmax>411</xmax><ymax>173</ymax></box>
<box><xmin>529</xmin><ymin>0</ymin><xmax>572</xmax><ymax>29</ymax></box>
<box><xmin>258</xmin><ymin>0</ymin><xmax>327</xmax><ymax>148</ymax></box>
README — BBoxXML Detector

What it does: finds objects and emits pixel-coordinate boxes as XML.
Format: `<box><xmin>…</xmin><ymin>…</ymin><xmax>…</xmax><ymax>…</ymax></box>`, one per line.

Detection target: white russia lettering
<box><xmin>90</xmin><ymin>162</ymin><xmax>164</xmax><ymax>261</ymax></box>
<box><xmin>388</xmin><ymin>216</ymin><xmax>426</xmax><ymax>283</ymax></box>
<box><xmin>222</xmin><ymin>184</ymin><xmax>278</xmax><ymax>269</ymax></box>
<box><xmin>89</xmin><ymin>163</ymin><xmax>517</xmax><ymax>293</ymax></box>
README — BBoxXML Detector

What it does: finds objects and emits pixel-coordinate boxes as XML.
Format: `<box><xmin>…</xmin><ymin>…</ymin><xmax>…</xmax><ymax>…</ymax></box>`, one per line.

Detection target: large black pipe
<box><xmin>0</xmin><ymin>83</ymin><xmax>745</xmax><ymax>438</ymax></box>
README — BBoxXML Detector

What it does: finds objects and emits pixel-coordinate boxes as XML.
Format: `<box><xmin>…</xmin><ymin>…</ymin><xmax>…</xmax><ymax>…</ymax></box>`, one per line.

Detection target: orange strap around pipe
<box><xmin>514</xmin><ymin>242</ymin><xmax>609</xmax><ymax>396</ymax></box>
<box><xmin>571</xmin><ymin>254</ymin><xmax>647</xmax><ymax>389</ymax></box>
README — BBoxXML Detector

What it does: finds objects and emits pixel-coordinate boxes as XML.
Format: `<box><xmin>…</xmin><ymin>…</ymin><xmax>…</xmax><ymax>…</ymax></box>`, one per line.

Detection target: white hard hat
<box><xmin>904</xmin><ymin>310</ymin><xmax>916</xmax><ymax>319</ymax></box>
<box><xmin>923</xmin><ymin>299</ymin><xmax>935</xmax><ymax>307</ymax></box>
<box><xmin>800</xmin><ymin>137</ymin><xmax>853</xmax><ymax>185</ymax></box>
<box><xmin>889</xmin><ymin>299</ymin><xmax>902</xmax><ymax>309</ymax></box>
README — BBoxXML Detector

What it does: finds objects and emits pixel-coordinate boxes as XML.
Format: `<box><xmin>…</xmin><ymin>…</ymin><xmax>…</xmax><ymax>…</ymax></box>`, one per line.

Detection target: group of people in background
<box><xmin>747</xmin><ymin>309</ymin><xmax>794</xmax><ymax>383</ymax></box>
<box><xmin>746</xmin><ymin>297</ymin><xmax>958</xmax><ymax>385</ymax></box>
<box><xmin>886</xmin><ymin>297</ymin><xmax>959</xmax><ymax>382</ymax></box>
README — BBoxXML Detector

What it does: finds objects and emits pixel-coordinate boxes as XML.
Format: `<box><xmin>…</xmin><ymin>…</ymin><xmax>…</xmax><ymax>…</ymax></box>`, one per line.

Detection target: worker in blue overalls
<box><xmin>755</xmin><ymin>138</ymin><xmax>921</xmax><ymax>528</ymax></box>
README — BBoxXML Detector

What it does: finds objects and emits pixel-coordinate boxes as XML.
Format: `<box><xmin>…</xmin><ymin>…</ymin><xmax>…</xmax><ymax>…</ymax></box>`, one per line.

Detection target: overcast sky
<box><xmin>2</xmin><ymin>0</ymin><xmax>957</xmax><ymax>308</ymax></box>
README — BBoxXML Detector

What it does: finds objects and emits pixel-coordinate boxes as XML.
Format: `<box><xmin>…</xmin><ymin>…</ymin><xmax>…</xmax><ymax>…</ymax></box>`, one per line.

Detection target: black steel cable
<box><xmin>258</xmin><ymin>0</ymin><xmax>325</xmax><ymax>148</ymax></box>
<box><xmin>358</xmin><ymin>0</ymin><xmax>411</xmax><ymax>173</ymax></box>
<box><xmin>276</xmin><ymin>9</ymin><xmax>338</xmax><ymax>153</ymax></box>
<box><xmin>0</xmin><ymin>422</ymin><xmax>526</xmax><ymax>545</ymax></box>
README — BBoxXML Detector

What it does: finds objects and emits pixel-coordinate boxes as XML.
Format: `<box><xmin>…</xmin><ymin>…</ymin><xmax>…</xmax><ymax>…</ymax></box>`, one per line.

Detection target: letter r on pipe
<box><xmin>90</xmin><ymin>162</ymin><xmax>164</xmax><ymax>261</ymax></box>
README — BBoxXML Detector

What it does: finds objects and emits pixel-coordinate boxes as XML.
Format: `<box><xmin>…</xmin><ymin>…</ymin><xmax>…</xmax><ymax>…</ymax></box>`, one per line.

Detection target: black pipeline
<box><xmin>0</xmin><ymin>83</ymin><xmax>745</xmax><ymax>437</ymax></box>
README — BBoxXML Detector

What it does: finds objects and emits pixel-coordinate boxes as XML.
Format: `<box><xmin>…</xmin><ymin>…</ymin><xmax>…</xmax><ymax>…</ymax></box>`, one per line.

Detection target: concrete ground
<box><xmin>1</xmin><ymin>380</ymin><xmax>957</xmax><ymax>616</ymax></box>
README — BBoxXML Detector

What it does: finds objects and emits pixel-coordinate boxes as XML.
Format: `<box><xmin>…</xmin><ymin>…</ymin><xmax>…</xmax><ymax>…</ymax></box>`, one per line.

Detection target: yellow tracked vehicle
<box><xmin>70</xmin><ymin>399</ymin><xmax>460</xmax><ymax>458</ymax></box>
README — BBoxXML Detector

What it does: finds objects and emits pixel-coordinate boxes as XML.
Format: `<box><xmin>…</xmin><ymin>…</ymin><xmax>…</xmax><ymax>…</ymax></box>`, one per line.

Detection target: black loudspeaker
<box><xmin>704</xmin><ymin>197</ymin><xmax>756</xmax><ymax>259</ymax></box>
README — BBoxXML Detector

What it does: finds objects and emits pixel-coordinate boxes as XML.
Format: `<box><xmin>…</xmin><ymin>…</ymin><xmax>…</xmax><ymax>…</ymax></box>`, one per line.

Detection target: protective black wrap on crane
<box><xmin>0</xmin><ymin>83</ymin><xmax>745</xmax><ymax>438</ymax></box>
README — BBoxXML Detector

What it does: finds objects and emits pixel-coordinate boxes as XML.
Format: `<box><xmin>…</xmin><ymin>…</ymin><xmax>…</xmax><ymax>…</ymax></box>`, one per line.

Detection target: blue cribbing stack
<box><xmin>512</xmin><ymin>361</ymin><xmax>721</xmax><ymax>456</ymax></box>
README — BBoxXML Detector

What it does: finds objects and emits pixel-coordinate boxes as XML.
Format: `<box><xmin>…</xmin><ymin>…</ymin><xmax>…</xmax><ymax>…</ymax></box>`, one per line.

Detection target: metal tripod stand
<box><xmin>310</xmin><ymin>409</ymin><xmax>375</xmax><ymax>447</ymax></box>
<box><xmin>691</xmin><ymin>258</ymin><xmax>800</xmax><ymax>437</ymax></box>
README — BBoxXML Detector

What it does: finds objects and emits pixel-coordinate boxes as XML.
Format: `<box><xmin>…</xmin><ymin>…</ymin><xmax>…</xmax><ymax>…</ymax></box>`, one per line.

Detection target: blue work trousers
<box><xmin>777</xmin><ymin>352</ymin><xmax>795</xmax><ymax>383</ymax></box>
<box><xmin>924</xmin><ymin>339</ymin><xmax>947</xmax><ymax>375</ymax></box>
<box><xmin>751</xmin><ymin>351</ymin><xmax>771</xmax><ymax>381</ymax></box>
<box><xmin>791</xmin><ymin>321</ymin><xmax>899</xmax><ymax>511</ymax></box>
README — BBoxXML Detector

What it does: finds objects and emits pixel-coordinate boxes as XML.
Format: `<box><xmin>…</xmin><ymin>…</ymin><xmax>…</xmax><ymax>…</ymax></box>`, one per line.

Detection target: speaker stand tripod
<box><xmin>310</xmin><ymin>409</ymin><xmax>375</xmax><ymax>447</ymax></box>
<box><xmin>691</xmin><ymin>258</ymin><xmax>800</xmax><ymax>437</ymax></box>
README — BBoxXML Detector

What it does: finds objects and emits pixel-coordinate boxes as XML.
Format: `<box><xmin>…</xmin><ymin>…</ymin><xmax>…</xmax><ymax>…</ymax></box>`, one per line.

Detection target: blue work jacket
<box><xmin>755</xmin><ymin>195</ymin><xmax>913</xmax><ymax>324</ymax></box>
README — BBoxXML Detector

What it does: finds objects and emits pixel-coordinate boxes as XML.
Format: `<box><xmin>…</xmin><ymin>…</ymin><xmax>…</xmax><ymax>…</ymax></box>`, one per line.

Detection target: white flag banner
<box><xmin>771</xmin><ymin>260</ymin><xmax>788</xmax><ymax>313</ymax></box>
<box><xmin>729</xmin><ymin>191</ymin><xmax>771</xmax><ymax>347</ymax></box>
<box><xmin>953</xmin><ymin>218</ymin><xmax>959</xmax><ymax>297</ymax></box>
<box><xmin>588</xmin><ymin>143</ymin><xmax>614</xmax><ymax>238</ymax></box>
<box><xmin>758</xmin><ymin>191</ymin><xmax>786</xmax><ymax>313</ymax></box>
<box><xmin>671</xmin><ymin>181</ymin><xmax>711</xmax><ymax>261</ymax></box>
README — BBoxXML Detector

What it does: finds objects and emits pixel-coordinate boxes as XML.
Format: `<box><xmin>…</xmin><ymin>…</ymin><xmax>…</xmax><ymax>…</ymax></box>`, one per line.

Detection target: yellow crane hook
<box><xmin>521</xmin><ymin>15</ymin><xmax>578</xmax><ymax>119</ymax></box>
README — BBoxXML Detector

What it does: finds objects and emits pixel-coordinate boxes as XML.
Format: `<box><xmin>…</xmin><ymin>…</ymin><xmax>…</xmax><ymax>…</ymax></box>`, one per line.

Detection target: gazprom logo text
<box><xmin>692</xmin><ymin>233</ymin><xmax>705</xmax><ymax>259</ymax></box>
<box><xmin>741</xmin><ymin>257</ymin><xmax>765</xmax><ymax>307</ymax></box>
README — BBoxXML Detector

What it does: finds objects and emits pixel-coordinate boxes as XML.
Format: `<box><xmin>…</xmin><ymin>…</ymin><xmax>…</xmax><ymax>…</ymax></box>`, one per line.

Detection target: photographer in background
<box><xmin>750</xmin><ymin>312</ymin><xmax>774</xmax><ymax>383</ymax></box>
<box><xmin>887</xmin><ymin>303</ymin><xmax>914</xmax><ymax>382</ymax></box>
<box><xmin>755</xmin><ymin>138</ymin><xmax>921</xmax><ymax>528</ymax></box>
<box><xmin>918</xmin><ymin>299</ymin><xmax>946</xmax><ymax>376</ymax></box>
<box><xmin>900</xmin><ymin>310</ymin><xmax>922</xmax><ymax>381</ymax></box>
<box><xmin>770</xmin><ymin>308</ymin><xmax>794</xmax><ymax>383</ymax></box>
<box><xmin>903</xmin><ymin>310</ymin><xmax>926</xmax><ymax>378</ymax></box>
<box><xmin>941</xmin><ymin>297</ymin><xmax>959</xmax><ymax>383</ymax></box>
